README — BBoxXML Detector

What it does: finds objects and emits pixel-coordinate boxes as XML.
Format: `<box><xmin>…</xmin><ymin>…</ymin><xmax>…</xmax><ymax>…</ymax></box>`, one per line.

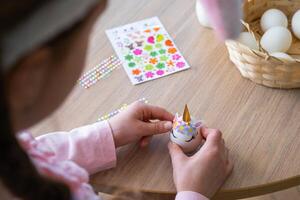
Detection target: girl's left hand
<box><xmin>108</xmin><ymin>101</ymin><xmax>174</xmax><ymax>148</ymax></box>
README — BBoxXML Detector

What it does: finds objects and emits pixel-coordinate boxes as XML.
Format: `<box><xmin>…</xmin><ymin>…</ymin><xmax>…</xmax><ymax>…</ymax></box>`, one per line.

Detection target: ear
<box><xmin>8</xmin><ymin>46</ymin><xmax>53</xmax><ymax>115</ymax></box>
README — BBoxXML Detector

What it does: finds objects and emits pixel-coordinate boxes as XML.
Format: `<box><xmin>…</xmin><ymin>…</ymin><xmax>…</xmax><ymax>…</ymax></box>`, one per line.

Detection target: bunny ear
<box><xmin>201</xmin><ymin>0</ymin><xmax>242</xmax><ymax>40</ymax></box>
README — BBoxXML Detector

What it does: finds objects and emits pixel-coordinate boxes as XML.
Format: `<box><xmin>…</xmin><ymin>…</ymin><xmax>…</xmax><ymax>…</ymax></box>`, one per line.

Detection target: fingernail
<box><xmin>164</xmin><ymin>121</ymin><xmax>173</xmax><ymax>130</ymax></box>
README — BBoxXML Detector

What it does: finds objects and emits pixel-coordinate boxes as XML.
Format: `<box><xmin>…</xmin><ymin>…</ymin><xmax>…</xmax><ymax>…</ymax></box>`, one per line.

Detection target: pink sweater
<box><xmin>18</xmin><ymin>121</ymin><xmax>208</xmax><ymax>200</ymax></box>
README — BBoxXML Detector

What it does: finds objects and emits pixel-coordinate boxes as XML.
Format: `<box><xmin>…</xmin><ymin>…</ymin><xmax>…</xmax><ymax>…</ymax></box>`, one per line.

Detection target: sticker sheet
<box><xmin>106</xmin><ymin>17</ymin><xmax>190</xmax><ymax>85</ymax></box>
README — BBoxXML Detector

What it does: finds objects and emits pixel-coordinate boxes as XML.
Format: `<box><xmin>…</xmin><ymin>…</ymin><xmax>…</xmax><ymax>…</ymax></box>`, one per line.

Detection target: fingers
<box><xmin>201</xmin><ymin>127</ymin><xmax>222</xmax><ymax>140</ymax></box>
<box><xmin>133</xmin><ymin>102</ymin><xmax>174</xmax><ymax>121</ymax></box>
<box><xmin>139</xmin><ymin>136</ymin><xmax>152</xmax><ymax>147</ymax></box>
<box><xmin>143</xmin><ymin>121</ymin><xmax>173</xmax><ymax>136</ymax></box>
<box><xmin>147</xmin><ymin>104</ymin><xmax>174</xmax><ymax>121</ymax></box>
<box><xmin>202</xmin><ymin>128</ymin><xmax>223</xmax><ymax>146</ymax></box>
<box><xmin>168</xmin><ymin>142</ymin><xmax>186</xmax><ymax>165</ymax></box>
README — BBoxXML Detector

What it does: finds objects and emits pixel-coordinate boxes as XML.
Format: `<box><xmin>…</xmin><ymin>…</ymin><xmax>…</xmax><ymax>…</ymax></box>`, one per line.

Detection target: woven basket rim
<box><xmin>225</xmin><ymin>40</ymin><xmax>300</xmax><ymax>64</ymax></box>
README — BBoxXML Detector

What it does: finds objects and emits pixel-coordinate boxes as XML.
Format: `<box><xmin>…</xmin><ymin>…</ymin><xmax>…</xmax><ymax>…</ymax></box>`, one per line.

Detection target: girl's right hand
<box><xmin>168</xmin><ymin>127</ymin><xmax>233</xmax><ymax>199</ymax></box>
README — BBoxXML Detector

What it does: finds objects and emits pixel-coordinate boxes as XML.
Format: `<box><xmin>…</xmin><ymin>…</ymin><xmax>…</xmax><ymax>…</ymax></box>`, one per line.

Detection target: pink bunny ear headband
<box><xmin>201</xmin><ymin>0</ymin><xmax>243</xmax><ymax>40</ymax></box>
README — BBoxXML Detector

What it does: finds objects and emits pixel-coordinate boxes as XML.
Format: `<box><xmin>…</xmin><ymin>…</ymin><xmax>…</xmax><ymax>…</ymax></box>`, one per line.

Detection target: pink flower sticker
<box><xmin>147</xmin><ymin>36</ymin><xmax>155</xmax><ymax>44</ymax></box>
<box><xmin>156</xmin><ymin>70</ymin><xmax>164</xmax><ymax>76</ymax></box>
<box><xmin>133</xmin><ymin>49</ymin><xmax>143</xmax><ymax>55</ymax></box>
<box><xmin>172</xmin><ymin>54</ymin><xmax>181</xmax><ymax>60</ymax></box>
<box><xmin>176</xmin><ymin>62</ymin><xmax>185</xmax><ymax>68</ymax></box>
<box><xmin>145</xmin><ymin>71</ymin><xmax>154</xmax><ymax>78</ymax></box>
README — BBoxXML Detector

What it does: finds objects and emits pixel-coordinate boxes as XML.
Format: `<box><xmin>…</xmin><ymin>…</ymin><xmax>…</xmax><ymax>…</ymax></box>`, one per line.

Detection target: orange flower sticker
<box><xmin>153</xmin><ymin>26</ymin><xmax>160</xmax><ymax>32</ymax></box>
<box><xmin>149</xmin><ymin>58</ymin><xmax>158</xmax><ymax>64</ymax></box>
<box><xmin>165</xmin><ymin>39</ymin><xmax>173</xmax><ymax>46</ymax></box>
<box><xmin>167</xmin><ymin>60</ymin><xmax>174</xmax><ymax>67</ymax></box>
<box><xmin>132</xmin><ymin>69</ymin><xmax>141</xmax><ymax>75</ymax></box>
<box><xmin>168</xmin><ymin>48</ymin><xmax>177</xmax><ymax>54</ymax></box>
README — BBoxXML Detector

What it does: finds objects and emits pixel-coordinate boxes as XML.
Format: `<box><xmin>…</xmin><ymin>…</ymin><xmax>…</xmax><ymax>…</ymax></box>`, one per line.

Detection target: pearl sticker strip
<box><xmin>78</xmin><ymin>55</ymin><xmax>121</xmax><ymax>89</ymax></box>
<box><xmin>98</xmin><ymin>98</ymin><xmax>149</xmax><ymax>121</ymax></box>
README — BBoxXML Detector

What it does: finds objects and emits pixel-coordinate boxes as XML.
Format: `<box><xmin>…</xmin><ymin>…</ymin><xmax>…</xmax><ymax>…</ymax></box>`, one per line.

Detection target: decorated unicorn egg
<box><xmin>170</xmin><ymin>105</ymin><xmax>203</xmax><ymax>153</ymax></box>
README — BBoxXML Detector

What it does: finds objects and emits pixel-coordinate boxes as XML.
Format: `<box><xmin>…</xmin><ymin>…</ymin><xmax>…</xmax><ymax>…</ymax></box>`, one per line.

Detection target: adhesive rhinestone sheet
<box><xmin>78</xmin><ymin>55</ymin><xmax>121</xmax><ymax>88</ymax></box>
<box><xmin>97</xmin><ymin>98</ymin><xmax>149</xmax><ymax>121</ymax></box>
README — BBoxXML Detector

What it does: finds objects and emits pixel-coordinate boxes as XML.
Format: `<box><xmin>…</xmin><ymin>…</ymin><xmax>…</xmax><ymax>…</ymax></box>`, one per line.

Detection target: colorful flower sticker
<box><xmin>132</xmin><ymin>69</ymin><xmax>141</xmax><ymax>75</ymax></box>
<box><xmin>159</xmin><ymin>55</ymin><xmax>168</xmax><ymax>62</ymax></box>
<box><xmin>133</xmin><ymin>56</ymin><xmax>143</xmax><ymax>63</ymax></box>
<box><xmin>155</xmin><ymin>43</ymin><xmax>163</xmax><ymax>49</ymax></box>
<box><xmin>145</xmin><ymin>71</ymin><xmax>154</xmax><ymax>78</ymax></box>
<box><xmin>156</xmin><ymin>70</ymin><xmax>164</xmax><ymax>76</ymax></box>
<box><xmin>156</xmin><ymin>63</ymin><xmax>165</xmax><ymax>69</ymax></box>
<box><xmin>133</xmin><ymin>49</ymin><xmax>143</xmax><ymax>55</ymax></box>
<box><xmin>145</xmin><ymin>64</ymin><xmax>154</xmax><ymax>71</ymax></box>
<box><xmin>176</xmin><ymin>62</ymin><xmax>185</xmax><ymax>68</ymax></box>
<box><xmin>150</xmin><ymin>51</ymin><xmax>158</xmax><ymax>57</ymax></box>
<box><xmin>168</xmin><ymin>48</ymin><xmax>177</xmax><ymax>54</ymax></box>
<box><xmin>147</xmin><ymin>36</ymin><xmax>155</xmax><ymax>44</ymax></box>
<box><xmin>156</xmin><ymin>34</ymin><xmax>164</xmax><ymax>42</ymax></box>
<box><xmin>128</xmin><ymin>62</ymin><xmax>136</xmax><ymax>67</ymax></box>
<box><xmin>125</xmin><ymin>54</ymin><xmax>133</xmax><ymax>61</ymax></box>
<box><xmin>153</xmin><ymin>27</ymin><xmax>160</xmax><ymax>32</ymax></box>
<box><xmin>172</xmin><ymin>54</ymin><xmax>181</xmax><ymax>60</ymax></box>
<box><xmin>165</xmin><ymin>39</ymin><xmax>173</xmax><ymax>46</ymax></box>
<box><xmin>149</xmin><ymin>58</ymin><xmax>158</xmax><ymax>65</ymax></box>
<box><xmin>144</xmin><ymin>45</ymin><xmax>153</xmax><ymax>51</ymax></box>
<box><xmin>158</xmin><ymin>49</ymin><xmax>166</xmax><ymax>54</ymax></box>
<box><xmin>167</xmin><ymin>60</ymin><xmax>174</xmax><ymax>67</ymax></box>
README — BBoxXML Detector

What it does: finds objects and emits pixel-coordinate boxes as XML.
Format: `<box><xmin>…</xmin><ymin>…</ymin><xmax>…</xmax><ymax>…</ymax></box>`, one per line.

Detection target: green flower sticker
<box><xmin>145</xmin><ymin>64</ymin><xmax>154</xmax><ymax>71</ymax></box>
<box><xmin>160</xmin><ymin>55</ymin><xmax>168</xmax><ymax>61</ymax></box>
<box><xmin>156</xmin><ymin>62</ymin><xmax>165</xmax><ymax>69</ymax></box>
<box><xmin>158</xmin><ymin>49</ymin><xmax>166</xmax><ymax>54</ymax></box>
<box><xmin>150</xmin><ymin>51</ymin><xmax>158</xmax><ymax>57</ymax></box>
<box><xmin>133</xmin><ymin>57</ymin><xmax>143</xmax><ymax>64</ymax></box>
<box><xmin>155</xmin><ymin>43</ymin><xmax>163</xmax><ymax>49</ymax></box>
<box><xmin>128</xmin><ymin>62</ymin><xmax>136</xmax><ymax>68</ymax></box>
<box><xmin>144</xmin><ymin>45</ymin><xmax>153</xmax><ymax>51</ymax></box>
<box><xmin>156</xmin><ymin>34</ymin><xmax>164</xmax><ymax>42</ymax></box>
<box><xmin>125</xmin><ymin>54</ymin><xmax>133</xmax><ymax>61</ymax></box>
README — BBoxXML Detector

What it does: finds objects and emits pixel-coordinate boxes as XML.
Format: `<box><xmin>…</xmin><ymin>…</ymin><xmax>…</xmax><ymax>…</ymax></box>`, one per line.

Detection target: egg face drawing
<box><xmin>170</xmin><ymin>113</ymin><xmax>202</xmax><ymax>153</ymax></box>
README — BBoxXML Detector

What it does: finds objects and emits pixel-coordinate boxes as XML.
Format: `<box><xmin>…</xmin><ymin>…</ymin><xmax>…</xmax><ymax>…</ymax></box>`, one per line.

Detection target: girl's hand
<box><xmin>109</xmin><ymin>102</ymin><xmax>174</xmax><ymax>148</ymax></box>
<box><xmin>168</xmin><ymin>128</ymin><xmax>233</xmax><ymax>199</ymax></box>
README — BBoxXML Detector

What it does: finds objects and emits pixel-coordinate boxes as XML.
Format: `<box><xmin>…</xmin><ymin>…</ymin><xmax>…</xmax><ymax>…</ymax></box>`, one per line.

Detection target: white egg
<box><xmin>292</xmin><ymin>10</ymin><xmax>300</xmax><ymax>39</ymax></box>
<box><xmin>270</xmin><ymin>52</ymin><xmax>294</xmax><ymax>61</ymax></box>
<box><xmin>236</xmin><ymin>32</ymin><xmax>259</xmax><ymax>50</ymax></box>
<box><xmin>195</xmin><ymin>0</ymin><xmax>212</xmax><ymax>28</ymax></box>
<box><xmin>260</xmin><ymin>26</ymin><xmax>292</xmax><ymax>53</ymax></box>
<box><xmin>260</xmin><ymin>9</ymin><xmax>288</xmax><ymax>32</ymax></box>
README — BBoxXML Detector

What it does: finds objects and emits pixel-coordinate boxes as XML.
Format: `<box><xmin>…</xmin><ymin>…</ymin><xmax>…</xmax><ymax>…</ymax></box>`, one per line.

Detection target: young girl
<box><xmin>0</xmin><ymin>0</ymin><xmax>233</xmax><ymax>199</ymax></box>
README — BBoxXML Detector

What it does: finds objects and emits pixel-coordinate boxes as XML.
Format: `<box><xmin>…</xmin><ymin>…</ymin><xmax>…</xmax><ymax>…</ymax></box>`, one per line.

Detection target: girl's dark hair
<box><xmin>0</xmin><ymin>1</ymin><xmax>72</xmax><ymax>199</ymax></box>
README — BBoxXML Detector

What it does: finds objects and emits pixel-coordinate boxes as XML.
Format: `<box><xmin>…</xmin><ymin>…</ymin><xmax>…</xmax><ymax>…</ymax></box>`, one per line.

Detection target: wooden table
<box><xmin>30</xmin><ymin>0</ymin><xmax>300</xmax><ymax>199</ymax></box>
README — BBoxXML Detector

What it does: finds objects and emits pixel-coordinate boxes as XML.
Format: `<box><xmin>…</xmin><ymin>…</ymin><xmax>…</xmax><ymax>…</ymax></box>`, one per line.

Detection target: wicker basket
<box><xmin>225</xmin><ymin>0</ymin><xmax>300</xmax><ymax>89</ymax></box>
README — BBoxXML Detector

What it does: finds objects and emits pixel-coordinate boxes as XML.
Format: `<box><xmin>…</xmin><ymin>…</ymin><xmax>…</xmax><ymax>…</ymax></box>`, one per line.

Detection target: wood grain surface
<box><xmin>29</xmin><ymin>0</ymin><xmax>300</xmax><ymax>198</ymax></box>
